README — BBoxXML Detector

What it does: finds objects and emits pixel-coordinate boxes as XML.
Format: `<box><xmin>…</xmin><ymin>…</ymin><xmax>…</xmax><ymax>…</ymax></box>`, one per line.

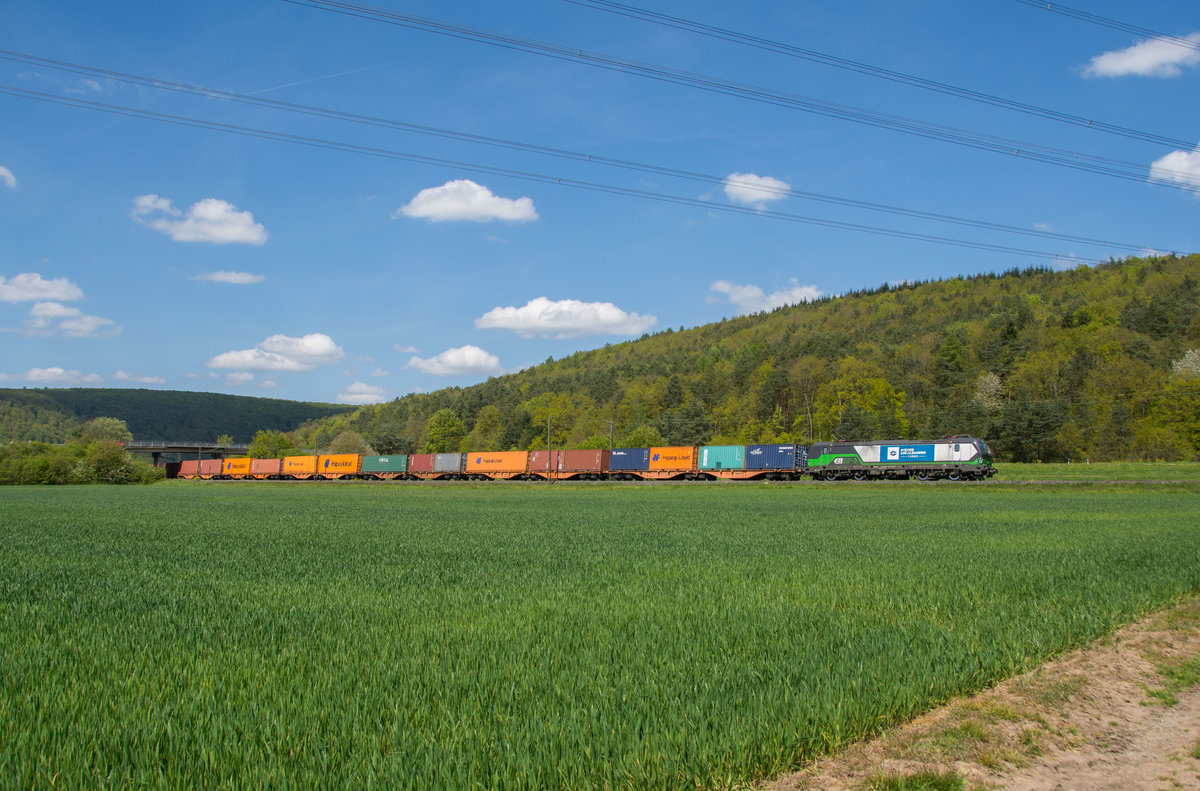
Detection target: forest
<box><xmin>297</xmin><ymin>255</ymin><xmax>1199</xmax><ymax>463</ymax></box>
<box><xmin>0</xmin><ymin>388</ymin><xmax>354</xmax><ymax>444</ymax></box>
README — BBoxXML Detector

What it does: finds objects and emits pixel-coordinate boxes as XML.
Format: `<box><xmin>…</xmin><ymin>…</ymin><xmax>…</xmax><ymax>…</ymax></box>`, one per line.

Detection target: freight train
<box><xmin>175</xmin><ymin>437</ymin><xmax>996</xmax><ymax>482</ymax></box>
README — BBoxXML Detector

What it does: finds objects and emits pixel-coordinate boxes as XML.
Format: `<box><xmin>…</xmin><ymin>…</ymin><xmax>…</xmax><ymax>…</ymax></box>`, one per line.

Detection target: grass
<box><xmin>868</xmin><ymin>771</ymin><xmax>964</xmax><ymax>791</ymax></box>
<box><xmin>2</xmin><ymin>482</ymin><xmax>1198</xmax><ymax>789</ymax></box>
<box><xmin>995</xmin><ymin>461</ymin><xmax>1200</xmax><ymax>482</ymax></box>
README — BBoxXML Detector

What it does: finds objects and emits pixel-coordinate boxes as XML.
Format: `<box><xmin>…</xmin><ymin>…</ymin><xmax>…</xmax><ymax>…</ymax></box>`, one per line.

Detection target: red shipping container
<box><xmin>407</xmin><ymin>453</ymin><xmax>435</xmax><ymax>473</ymax></box>
<box><xmin>179</xmin><ymin>460</ymin><xmax>199</xmax><ymax>478</ymax></box>
<box><xmin>198</xmin><ymin>459</ymin><xmax>223</xmax><ymax>477</ymax></box>
<box><xmin>528</xmin><ymin>449</ymin><xmax>609</xmax><ymax>474</ymax></box>
<box><xmin>251</xmin><ymin>458</ymin><xmax>282</xmax><ymax>478</ymax></box>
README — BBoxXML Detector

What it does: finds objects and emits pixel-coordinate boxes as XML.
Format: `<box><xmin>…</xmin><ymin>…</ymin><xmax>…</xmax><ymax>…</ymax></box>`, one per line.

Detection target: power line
<box><xmin>0</xmin><ymin>84</ymin><xmax>1123</xmax><ymax>265</ymax></box>
<box><xmin>280</xmin><ymin>0</ymin><xmax>1199</xmax><ymax>188</ymax></box>
<box><xmin>565</xmin><ymin>0</ymin><xmax>1195</xmax><ymax>149</ymax></box>
<box><xmin>1009</xmin><ymin>0</ymin><xmax>1200</xmax><ymax>52</ymax></box>
<box><xmin>0</xmin><ymin>49</ymin><xmax>1166</xmax><ymax>253</ymax></box>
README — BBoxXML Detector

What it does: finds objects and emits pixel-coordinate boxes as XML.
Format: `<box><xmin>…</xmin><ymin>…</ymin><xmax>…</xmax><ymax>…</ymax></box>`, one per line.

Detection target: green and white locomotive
<box><xmin>805</xmin><ymin>437</ymin><xmax>996</xmax><ymax>481</ymax></box>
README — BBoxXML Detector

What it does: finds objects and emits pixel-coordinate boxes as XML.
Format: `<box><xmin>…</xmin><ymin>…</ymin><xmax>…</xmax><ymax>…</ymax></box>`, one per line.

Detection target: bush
<box><xmin>0</xmin><ymin>439</ymin><xmax>163</xmax><ymax>485</ymax></box>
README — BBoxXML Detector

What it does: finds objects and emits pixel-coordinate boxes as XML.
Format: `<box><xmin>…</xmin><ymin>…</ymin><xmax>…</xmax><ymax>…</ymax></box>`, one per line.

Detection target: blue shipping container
<box><xmin>608</xmin><ymin>447</ymin><xmax>651</xmax><ymax>471</ymax></box>
<box><xmin>698</xmin><ymin>445</ymin><xmax>746</xmax><ymax>470</ymax></box>
<box><xmin>745</xmin><ymin>443</ymin><xmax>797</xmax><ymax>471</ymax></box>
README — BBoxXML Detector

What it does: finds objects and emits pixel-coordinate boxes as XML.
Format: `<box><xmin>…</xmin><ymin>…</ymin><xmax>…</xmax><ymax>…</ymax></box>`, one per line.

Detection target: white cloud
<box><xmin>0</xmin><ymin>166</ymin><xmax>15</xmax><ymax>189</ymax></box>
<box><xmin>28</xmin><ymin>301</ymin><xmax>81</xmax><ymax>320</ymax></box>
<box><xmin>260</xmin><ymin>380</ymin><xmax>278</xmax><ymax>389</ymax></box>
<box><xmin>114</xmin><ymin>370</ymin><xmax>166</xmax><ymax>384</ymax></box>
<box><xmin>371</xmin><ymin>367</ymin><xmax>390</xmax><ymax>377</ymax></box>
<box><xmin>22</xmin><ymin>301</ymin><xmax>121</xmax><ymax>338</ymax></box>
<box><xmin>58</xmin><ymin>314</ymin><xmax>121</xmax><ymax>338</ymax></box>
<box><xmin>0</xmin><ymin>273</ymin><xmax>83</xmax><ymax>303</ymax></box>
<box><xmin>193</xmin><ymin>271</ymin><xmax>266</xmax><ymax>284</ymax></box>
<box><xmin>406</xmin><ymin>345</ymin><xmax>504</xmax><ymax>376</ymax></box>
<box><xmin>207</xmin><ymin>333</ymin><xmax>344</xmax><ymax>372</ymax></box>
<box><xmin>1083</xmin><ymin>33</ymin><xmax>1200</xmax><ymax>78</ymax></box>
<box><xmin>0</xmin><ymin>367</ymin><xmax>104</xmax><ymax>385</ymax></box>
<box><xmin>709</xmin><ymin>279</ymin><xmax>824</xmax><ymax>314</ymax></box>
<box><xmin>67</xmin><ymin>78</ymin><xmax>104</xmax><ymax>94</ymax></box>
<box><xmin>395</xmin><ymin>179</ymin><xmax>538</xmax><ymax>222</ymax></box>
<box><xmin>1149</xmin><ymin>144</ymin><xmax>1200</xmax><ymax>192</ymax></box>
<box><xmin>132</xmin><ymin>194</ymin><xmax>269</xmax><ymax>245</ymax></box>
<box><xmin>337</xmin><ymin>381</ymin><xmax>387</xmax><ymax>405</ymax></box>
<box><xmin>394</xmin><ymin>344</ymin><xmax>420</xmax><ymax>354</ymax></box>
<box><xmin>225</xmin><ymin>372</ymin><xmax>255</xmax><ymax>386</ymax></box>
<box><xmin>723</xmin><ymin>172</ymin><xmax>790</xmax><ymax>206</ymax></box>
<box><xmin>476</xmin><ymin>296</ymin><xmax>657</xmax><ymax>338</ymax></box>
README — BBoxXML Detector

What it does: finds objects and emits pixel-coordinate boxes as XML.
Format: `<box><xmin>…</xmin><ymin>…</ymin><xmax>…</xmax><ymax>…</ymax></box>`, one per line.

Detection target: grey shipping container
<box><xmin>434</xmin><ymin>453</ymin><xmax>466</xmax><ymax>473</ymax></box>
<box><xmin>745</xmin><ymin>443</ymin><xmax>797</xmax><ymax>470</ymax></box>
<box><xmin>698</xmin><ymin>445</ymin><xmax>746</xmax><ymax>470</ymax></box>
<box><xmin>608</xmin><ymin>447</ymin><xmax>651</xmax><ymax>471</ymax></box>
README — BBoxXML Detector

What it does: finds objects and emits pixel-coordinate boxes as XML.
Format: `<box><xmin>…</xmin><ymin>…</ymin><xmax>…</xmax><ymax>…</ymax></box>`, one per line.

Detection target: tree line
<box><xmin>281</xmin><ymin>255</ymin><xmax>1198</xmax><ymax>464</ymax></box>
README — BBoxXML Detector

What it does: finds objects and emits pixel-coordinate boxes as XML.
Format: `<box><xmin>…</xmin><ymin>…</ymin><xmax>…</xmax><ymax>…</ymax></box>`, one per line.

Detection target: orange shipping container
<box><xmin>283</xmin><ymin>455</ymin><xmax>317</xmax><ymax>477</ymax></box>
<box><xmin>466</xmin><ymin>451</ymin><xmax>529</xmax><ymax>474</ymax></box>
<box><xmin>222</xmin><ymin>458</ymin><xmax>252</xmax><ymax>477</ymax></box>
<box><xmin>318</xmin><ymin>454</ymin><xmax>361</xmax><ymax>478</ymax></box>
<box><xmin>648</xmin><ymin>446</ymin><xmax>696</xmax><ymax>472</ymax></box>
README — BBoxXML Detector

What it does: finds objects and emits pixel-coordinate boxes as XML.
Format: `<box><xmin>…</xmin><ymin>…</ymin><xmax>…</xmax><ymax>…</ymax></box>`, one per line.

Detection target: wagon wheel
<box><xmin>824</xmin><ymin>470</ymin><xmax>839</xmax><ymax>482</ymax></box>
<box><xmin>915</xmin><ymin>471</ymin><xmax>931</xmax><ymax>482</ymax></box>
<box><xmin>947</xmin><ymin>470</ymin><xmax>962</xmax><ymax>481</ymax></box>
<box><xmin>852</xmin><ymin>471</ymin><xmax>868</xmax><ymax>482</ymax></box>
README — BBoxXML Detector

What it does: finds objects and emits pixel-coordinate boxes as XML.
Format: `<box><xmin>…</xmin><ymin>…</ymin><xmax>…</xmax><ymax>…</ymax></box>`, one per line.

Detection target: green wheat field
<box><xmin>2</xmin><ymin>481</ymin><xmax>1198</xmax><ymax>789</ymax></box>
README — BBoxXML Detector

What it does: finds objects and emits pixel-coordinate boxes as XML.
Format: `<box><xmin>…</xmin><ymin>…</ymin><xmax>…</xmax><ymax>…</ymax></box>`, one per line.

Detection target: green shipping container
<box><xmin>361</xmin><ymin>455</ymin><xmax>409</xmax><ymax>473</ymax></box>
<box><xmin>698</xmin><ymin>445</ymin><xmax>746</xmax><ymax>471</ymax></box>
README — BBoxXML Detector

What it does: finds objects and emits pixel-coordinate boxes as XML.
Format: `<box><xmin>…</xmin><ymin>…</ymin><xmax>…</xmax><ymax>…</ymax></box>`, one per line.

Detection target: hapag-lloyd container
<box><xmin>648</xmin><ymin>446</ymin><xmax>696</xmax><ymax>472</ymax></box>
<box><xmin>283</xmin><ymin>455</ymin><xmax>317</xmax><ymax>477</ymax></box>
<box><xmin>745</xmin><ymin>443</ymin><xmax>798</xmax><ymax>471</ymax></box>
<box><xmin>467</xmin><ymin>451</ymin><xmax>528</xmax><ymax>475</ymax></box>
<box><xmin>528</xmin><ymin>449</ymin><xmax>609</xmax><ymax>474</ymax></box>
<box><xmin>222</xmin><ymin>457</ymin><xmax>252</xmax><ymax>477</ymax></box>
<box><xmin>697</xmin><ymin>445</ymin><xmax>745</xmax><ymax>471</ymax></box>
<box><xmin>608</xmin><ymin>447</ymin><xmax>650</xmax><ymax>471</ymax></box>
<box><xmin>318</xmin><ymin>454</ymin><xmax>361</xmax><ymax>478</ymax></box>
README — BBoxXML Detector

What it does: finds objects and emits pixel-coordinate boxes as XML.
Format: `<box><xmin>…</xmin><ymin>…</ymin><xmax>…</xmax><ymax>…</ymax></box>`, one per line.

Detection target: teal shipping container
<box><xmin>361</xmin><ymin>455</ymin><xmax>409</xmax><ymax>473</ymax></box>
<box><xmin>698</xmin><ymin>445</ymin><xmax>746</xmax><ymax>470</ymax></box>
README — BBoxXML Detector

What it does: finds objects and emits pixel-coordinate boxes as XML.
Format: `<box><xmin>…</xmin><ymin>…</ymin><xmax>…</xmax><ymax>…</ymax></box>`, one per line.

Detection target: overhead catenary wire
<box><xmin>0</xmin><ymin>83</ymin><xmax>1124</xmax><ymax>265</ymax></box>
<box><xmin>0</xmin><ymin>49</ymin><xmax>1167</xmax><ymax>254</ymax></box>
<box><xmin>1009</xmin><ymin>0</ymin><xmax>1200</xmax><ymax>53</ymax></box>
<box><xmin>565</xmin><ymin>0</ymin><xmax>1196</xmax><ymax>150</ymax></box>
<box><xmin>280</xmin><ymin>0</ymin><xmax>1200</xmax><ymax>188</ymax></box>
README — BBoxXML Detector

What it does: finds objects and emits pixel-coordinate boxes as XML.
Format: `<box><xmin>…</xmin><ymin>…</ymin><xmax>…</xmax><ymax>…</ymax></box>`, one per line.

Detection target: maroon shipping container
<box><xmin>528</xmin><ymin>449</ymin><xmax>610</xmax><ymax>475</ymax></box>
<box><xmin>199</xmin><ymin>459</ymin><xmax>223</xmax><ymax>477</ymax></box>
<box><xmin>179</xmin><ymin>460</ymin><xmax>199</xmax><ymax>477</ymax></box>
<box><xmin>251</xmin><ymin>458</ymin><xmax>282</xmax><ymax>478</ymax></box>
<box><xmin>407</xmin><ymin>453</ymin><xmax>436</xmax><ymax>474</ymax></box>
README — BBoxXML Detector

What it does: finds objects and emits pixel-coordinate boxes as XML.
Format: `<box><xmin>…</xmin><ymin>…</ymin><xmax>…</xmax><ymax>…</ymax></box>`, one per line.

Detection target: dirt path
<box><xmin>759</xmin><ymin>597</ymin><xmax>1200</xmax><ymax>791</ymax></box>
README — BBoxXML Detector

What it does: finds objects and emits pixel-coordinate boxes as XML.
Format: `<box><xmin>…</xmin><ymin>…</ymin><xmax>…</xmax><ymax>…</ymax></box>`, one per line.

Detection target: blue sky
<box><xmin>2</xmin><ymin>0</ymin><xmax>1198</xmax><ymax>405</ymax></box>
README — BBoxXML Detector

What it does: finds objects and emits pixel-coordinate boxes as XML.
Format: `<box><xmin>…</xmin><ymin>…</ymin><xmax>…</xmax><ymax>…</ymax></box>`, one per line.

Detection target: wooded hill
<box><xmin>305</xmin><ymin>254</ymin><xmax>1199</xmax><ymax>463</ymax></box>
<box><xmin>0</xmin><ymin>389</ymin><xmax>353</xmax><ymax>444</ymax></box>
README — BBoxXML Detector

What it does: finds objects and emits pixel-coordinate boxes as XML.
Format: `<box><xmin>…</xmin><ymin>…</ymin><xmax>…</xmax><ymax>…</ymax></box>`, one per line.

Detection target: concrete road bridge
<box><xmin>125</xmin><ymin>441</ymin><xmax>250</xmax><ymax>466</ymax></box>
